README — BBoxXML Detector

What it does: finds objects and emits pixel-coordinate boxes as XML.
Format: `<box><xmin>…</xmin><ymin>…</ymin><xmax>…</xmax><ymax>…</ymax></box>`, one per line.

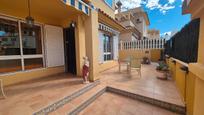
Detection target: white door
<box><xmin>44</xmin><ymin>25</ymin><xmax>65</xmax><ymax>67</ymax></box>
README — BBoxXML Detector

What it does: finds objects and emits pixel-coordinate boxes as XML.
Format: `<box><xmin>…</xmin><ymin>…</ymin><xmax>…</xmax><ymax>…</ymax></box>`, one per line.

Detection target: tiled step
<box><xmin>52</xmin><ymin>85</ymin><xmax>106</xmax><ymax>115</ymax></box>
<box><xmin>106</xmin><ymin>86</ymin><xmax>186</xmax><ymax>115</ymax></box>
<box><xmin>68</xmin><ymin>86</ymin><xmax>186</xmax><ymax>115</ymax></box>
<box><xmin>33</xmin><ymin>80</ymin><xmax>100</xmax><ymax>115</ymax></box>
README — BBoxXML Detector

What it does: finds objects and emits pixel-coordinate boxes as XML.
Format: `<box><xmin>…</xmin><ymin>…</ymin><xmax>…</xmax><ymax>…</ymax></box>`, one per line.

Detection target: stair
<box><xmin>51</xmin><ymin>85</ymin><xmax>106</xmax><ymax>115</ymax></box>
<box><xmin>33</xmin><ymin>80</ymin><xmax>100</xmax><ymax>115</ymax></box>
<box><xmin>34</xmin><ymin>80</ymin><xmax>186</xmax><ymax>115</ymax></box>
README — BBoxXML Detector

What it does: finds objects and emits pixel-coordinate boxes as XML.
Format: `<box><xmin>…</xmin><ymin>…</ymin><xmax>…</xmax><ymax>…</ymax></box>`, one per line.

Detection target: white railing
<box><xmin>62</xmin><ymin>0</ymin><xmax>91</xmax><ymax>15</ymax></box>
<box><xmin>120</xmin><ymin>39</ymin><xmax>166</xmax><ymax>50</ymax></box>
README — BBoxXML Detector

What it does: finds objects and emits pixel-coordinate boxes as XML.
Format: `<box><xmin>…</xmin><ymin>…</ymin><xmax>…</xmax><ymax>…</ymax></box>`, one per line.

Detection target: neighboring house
<box><xmin>115</xmin><ymin>2</ymin><xmax>150</xmax><ymax>41</ymax></box>
<box><xmin>0</xmin><ymin>0</ymin><xmax>124</xmax><ymax>86</ymax></box>
<box><xmin>161</xmin><ymin>31</ymin><xmax>178</xmax><ymax>40</ymax></box>
<box><xmin>147</xmin><ymin>29</ymin><xmax>160</xmax><ymax>39</ymax></box>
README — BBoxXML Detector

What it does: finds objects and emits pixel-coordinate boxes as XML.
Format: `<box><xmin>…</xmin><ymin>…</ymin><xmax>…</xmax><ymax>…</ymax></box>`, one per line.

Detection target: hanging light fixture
<box><xmin>25</xmin><ymin>0</ymin><xmax>34</xmax><ymax>27</ymax></box>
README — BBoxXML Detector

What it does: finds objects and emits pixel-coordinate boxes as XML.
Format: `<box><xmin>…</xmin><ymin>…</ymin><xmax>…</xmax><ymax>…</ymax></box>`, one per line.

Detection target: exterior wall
<box><xmin>186</xmin><ymin>2</ymin><xmax>204</xmax><ymax>115</ymax></box>
<box><xmin>85</xmin><ymin>10</ymin><xmax>100</xmax><ymax>81</ymax></box>
<box><xmin>0</xmin><ymin>66</ymin><xmax>65</xmax><ymax>86</ymax></box>
<box><xmin>119</xmin><ymin>49</ymin><xmax>161</xmax><ymax>62</ymax></box>
<box><xmin>150</xmin><ymin>49</ymin><xmax>161</xmax><ymax>62</ymax></box>
<box><xmin>166</xmin><ymin>58</ymin><xmax>196</xmax><ymax>115</ymax></box>
<box><xmin>0</xmin><ymin>2</ymin><xmax>87</xmax><ymax>85</ymax></box>
<box><xmin>175</xmin><ymin>61</ymin><xmax>186</xmax><ymax>101</ymax></box>
<box><xmin>91</xmin><ymin>0</ymin><xmax>115</xmax><ymax>18</ymax></box>
<box><xmin>119</xmin><ymin>32</ymin><xmax>134</xmax><ymax>41</ymax></box>
<box><xmin>75</xmin><ymin>15</ymin><xmax>86</xmax><ymax>76</ymax></box>
<box><xmin>120</xmin><ymin>20</ymin><xmax>134</xmax><ymax>27</ymax></box>
<box><xmin>197</xmin><ymin>11</ymin><xmax>204</xmax><ymax>64</ymax></box>
<box><xmin>119</xmin><ymin>50</ymin><xmax>151</xmax><ymax>60</ymax></box>
<box><xmin>99</xmin><ymin>61</ymin><xmax>118</xmax><ymax>72</ymax></box>
<box><xmin>186</xmin><ymin>72</ymin><xmax>196</xmax><ymax>115</ymax></box>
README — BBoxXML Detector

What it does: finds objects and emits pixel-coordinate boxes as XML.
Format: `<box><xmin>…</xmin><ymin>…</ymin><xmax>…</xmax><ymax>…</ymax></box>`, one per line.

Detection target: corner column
<box><xmin>85</xmin><ymin>10</ymin><xmax>100</xmax><ymax>81</ymax></box>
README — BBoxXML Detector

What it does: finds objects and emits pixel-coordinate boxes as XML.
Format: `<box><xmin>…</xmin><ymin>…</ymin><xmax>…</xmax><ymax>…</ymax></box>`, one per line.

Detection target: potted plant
<box><xmin>156</xmin><ymin>61</ymin><xmax>170</xmax><ymax>80</ymax></box>
<box><xmin>142</xmin><ymin>57</ymin><xmax>151</xmax><ymax>64</ymax></box>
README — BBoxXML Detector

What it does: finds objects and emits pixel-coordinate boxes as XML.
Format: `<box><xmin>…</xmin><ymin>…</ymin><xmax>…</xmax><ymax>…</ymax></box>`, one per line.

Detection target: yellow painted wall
<box><xmin>119</xmin><ymin>49</ymin><xmax>161</xmax><ymax>62</ymax></box>
<box><xmin>75</xmin><ymin>15</ymin><xmax>87</xmax><ymax>76</ymax></box>
<box><xmin>168</xmin><ymin>58</ymin><xmax>176</xmax><ymax>80</ymax></box>
<box><xmin>0</xmin><ymin>66</ymin><xmax>65</xmax><ymax>86</ymax></box>
<box><xmin>193</xmin><ymin>77</ymin><xmax>204</xmax><ymax>115</ymax></box>
<box><xmin>99</xmin><ymin>61</ymin><xmax>118</xmax><ymax>72</ymax></box>
<box><xmin>85</xmin><ymin>10</ymin><xmax>100</xmax><ymax>81</ymax></box>
<box><xmin>150</xmin><ymin>49</ymin><xmax>161</xmax><ymax>62</ymax></box>
<box><xmin>175</xmin><ymin>62</ymin><xmax>187</xmax><ymax>101</ymax></box>
<box><xmin>197</xmin><ymin>11</ymin><xmax>204</xmax><ymax>64</ymax></box>
<box><xmin>186</xmin><ymin>72</ymin><xmax>196</xmax><ymax>115</ymax></box>
<box><xmin>91</xmin><ymin>0</ymin><xmax>115</xmax><ymax>18</ymax></box>
<box><xmin>167</xmin><ymin>59</ymin><xmax>197</xmax><ymax>115</ymax></box>
<box><xmin>119</xmin><ymin>50</ymin><xmax>151</xmax><ymax>60</ymax></box>
<box><xmin>0</xmin><ymin>2</ymin><xmax>86</xmax><ymax>84</ymax></box>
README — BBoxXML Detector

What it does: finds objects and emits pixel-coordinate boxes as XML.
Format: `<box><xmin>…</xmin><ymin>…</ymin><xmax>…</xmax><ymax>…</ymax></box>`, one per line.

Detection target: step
<box><xmin>33</xmin><ymin>80</ymin><xmax>100</xmax><ymax>115</ymax></box>
<box><xmin>50</xmin><ymin>84</ymin><xmax>106</xmax><ymax>115</ymax></box>
<box><xmin>68</xmin><ymin>86</ymin><xmax>186</xmax><ymax>115</ymax></box>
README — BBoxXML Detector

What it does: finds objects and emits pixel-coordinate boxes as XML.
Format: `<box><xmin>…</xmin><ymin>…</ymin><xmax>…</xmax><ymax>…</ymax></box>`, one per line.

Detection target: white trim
<box><xmin>0</xmin><ymin>15</ymin><xmax>45</xmax><ymax>73</ymax></box>
<box><xmin>0</xmin><ymin>56</ymin><xmax>21</xmax><ymax>60</ymax></box>
<box><xmin>98</xmin><ymin>23</ymin><xmax>120</xmax><ymax>35</ymax></box>
<box><xmin>22</xmin><ymin>55</ymin><xmax>43</xmax><ymax>59</ymax></box>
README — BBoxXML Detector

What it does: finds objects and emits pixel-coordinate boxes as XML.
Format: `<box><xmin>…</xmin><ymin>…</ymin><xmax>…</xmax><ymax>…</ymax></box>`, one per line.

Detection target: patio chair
<box><xmin>129</xmin><ymin>58</ymin><xmax>142</xmax><ymax>77</ymax></box>
<box><xmin>0</xmin><ymin>79</ymin><xmax>6</xmax><ymax>98</ymax></box>
<box><xmin>118</xmin><ymin>57</ymin><xmax>131</xmax><ymax>72</ymax></box>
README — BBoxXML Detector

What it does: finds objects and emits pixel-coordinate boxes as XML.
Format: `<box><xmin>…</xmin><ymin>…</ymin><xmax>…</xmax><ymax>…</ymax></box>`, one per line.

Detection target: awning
<box><xmin>98</xmin><ymin>9</ymin><xmax>125</xmax><ymax>32</ymax></box>
<box><xmin>0</xmin><ymin>0</ymin><xmax>90</xmax><ymax>26</ymax></box>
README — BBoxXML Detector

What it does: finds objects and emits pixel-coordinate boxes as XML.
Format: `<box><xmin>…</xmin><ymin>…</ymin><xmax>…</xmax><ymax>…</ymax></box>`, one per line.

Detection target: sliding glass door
<box><xmin>0</xmin><ymin>16</ymin><xmax>44</xmax><ymax>74</ymax></box>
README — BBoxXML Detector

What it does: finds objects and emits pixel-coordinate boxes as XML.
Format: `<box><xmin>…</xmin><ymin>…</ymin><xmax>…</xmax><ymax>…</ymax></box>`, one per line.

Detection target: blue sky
<box><xmin>117</xmin><ymin>0</ymin><xmax>191</xmax><ymax>36</ymax></box>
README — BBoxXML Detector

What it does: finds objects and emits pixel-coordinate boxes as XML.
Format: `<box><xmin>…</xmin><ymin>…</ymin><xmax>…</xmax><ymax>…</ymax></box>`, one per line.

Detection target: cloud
<box><xmin>159</xmin><ymin>4</ymin><xmax>175</xmax><ymax>14</ymax></box>
<box><xmin>146</xmin><ymin>0</ymin><xmax>175</xmax><ymax>14</ymax></box>
<box><xmin>146</xmin><ymin>0</ymin><xmax>161</xmax><ymax>10</ymax></box>
<box><xmin>116</xmin><ymin>0</ymin><xmax>176</xmax><ymax>14</ymax></box>
<box><xmin>168</xmin><ymin>0</ymin><xmax>176</xmax><ymax>4</ymax></box>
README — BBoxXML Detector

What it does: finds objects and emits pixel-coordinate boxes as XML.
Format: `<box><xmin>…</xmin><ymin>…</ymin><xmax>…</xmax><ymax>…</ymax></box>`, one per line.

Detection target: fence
<box><xmin>120</xmin><ymin>39</ymin><xmax>166</xmax><ymax>50</ymax></box>
<box><xmin>165</xmin><ymin>18</ymin><xmax>200</xmax><ymax>63</ymax></box>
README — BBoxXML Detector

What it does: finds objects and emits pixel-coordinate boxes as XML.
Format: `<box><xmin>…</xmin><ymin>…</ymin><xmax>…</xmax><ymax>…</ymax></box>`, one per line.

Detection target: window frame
<box><xmin>103</xmin><ymin>34</ymin><xmax>113</xmax><ymax>61</ymax></box>
<box><xmin>0</xmin><ymin>15</ymin><xmax>45</xmax><ymax>75</ymax></box>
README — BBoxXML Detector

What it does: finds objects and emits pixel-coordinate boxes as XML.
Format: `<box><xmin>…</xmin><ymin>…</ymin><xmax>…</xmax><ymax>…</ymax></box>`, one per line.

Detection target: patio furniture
<box><xmin>129</xmin><ymin>58</ymin><xmax>142</xmax><ymax>77</ymax></box>
<box><xmin>118</xmin><ymin>57</ymin><xmax>131</xmax><ymax>72</ymax></box>
<box><xmin>0</xmin><ymin>79</ymin><xmax>6</xmax><ymax>98</ymax></box>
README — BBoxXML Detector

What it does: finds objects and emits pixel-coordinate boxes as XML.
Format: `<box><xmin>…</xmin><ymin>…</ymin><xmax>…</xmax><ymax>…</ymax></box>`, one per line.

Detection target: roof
<box><xmin>98</xmin><ymin>8</ymin><xmax>125</xmax><ymax>31</ymax></box>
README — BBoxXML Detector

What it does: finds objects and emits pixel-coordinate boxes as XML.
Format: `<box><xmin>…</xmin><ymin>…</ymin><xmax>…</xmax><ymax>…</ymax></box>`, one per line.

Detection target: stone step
<box><xmin>52</xmin><ymin>84</ymin><xmax>106</xmax><ymax>115</ymax></box>
<box><xmin>68</xmin><ymin>86</ymin><xmax>186</xmax><ymax>115</ymax></box>
<box><xmin>33</xmin><ymin>80</ymin><xmax>100</xmax><ymax>115</ymax></box>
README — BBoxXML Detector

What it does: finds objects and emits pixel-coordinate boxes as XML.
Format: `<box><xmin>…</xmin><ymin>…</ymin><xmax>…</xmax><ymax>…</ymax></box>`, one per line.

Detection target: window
<box><xmin>103</xmin><ymin>35</ymin><xmax>113</xmax><ymax>61</ymax></box>
<box><xmin>104</xmin><ymin>0</ymin><xmax>113</xmax><ymax>7</ymax></box>
<box><xmin>21</xmin><ymin>23</ymin><xmax>42</xmax><ymax>55</ymax></box>
<box><xmin>0</xmin><ymin>17</ymin><xmax>44</xmax><ymax>74</ymax></box>
<box><xmin>0</xmin><ymin>18</ymin><xmax>20</xmax><ymax>55</ymax></box>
